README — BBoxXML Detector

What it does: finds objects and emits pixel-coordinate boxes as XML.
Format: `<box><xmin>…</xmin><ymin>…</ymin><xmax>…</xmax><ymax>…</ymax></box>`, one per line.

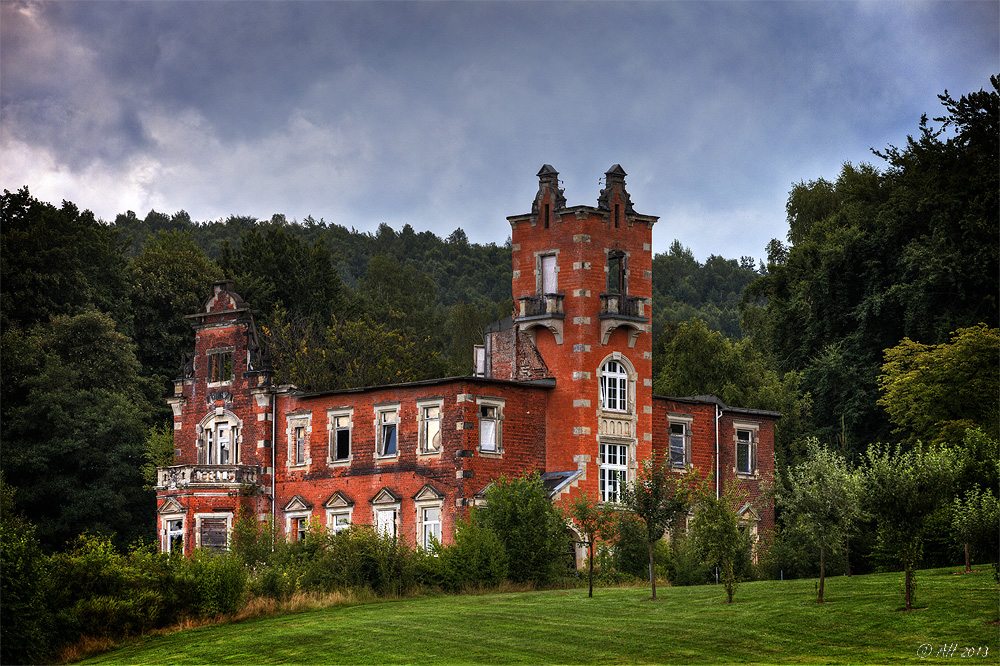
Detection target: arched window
<box><xmin>197</xmin><ymin>410</ymin><xmax>242</xmax><ymax>465</ymax></box>
<box><xmin>599</xmin><ymin>360</ymin><xmax>630</xmax><ymax>412</ymax></box>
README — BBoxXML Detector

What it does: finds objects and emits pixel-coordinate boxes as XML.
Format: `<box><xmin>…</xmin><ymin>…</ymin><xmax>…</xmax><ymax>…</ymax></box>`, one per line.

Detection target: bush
<box><xmin>610</xmin><ymin>513</ymin><xmax>652</xmax><ymax>579</ymax></box>
<box><xmin>184</xmin><ymin>548</ymin><xmax>247</xmax><ymax>616</ymax></box>
<box><xmin>1</xmin><ymin>479</ymin><xmax>54</xmax><ymax>665</ymax></box>
<box><xmin>474</xmin><ymin>473</ymin><xmax>572</xmax><ymax>585</ymax></box>
<box><xmin>436</xmin><ymin>519</ymin><xmax>508</xmax><ymax>592</ymax></box>
<box><xmin>668</xmin><ymin>534</ymin><xmax>714</xmax><ymax>586</ymax></box>
<box><xmin>263</xmin><ymin>526</ymin><xmax>419</xmax><ymax>598</ymax></box>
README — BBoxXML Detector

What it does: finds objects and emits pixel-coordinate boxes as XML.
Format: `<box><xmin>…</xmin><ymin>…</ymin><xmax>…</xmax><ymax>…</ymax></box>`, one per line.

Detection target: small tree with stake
<box><xmin>780</xmin><ymin>439</ymin><xmax>862</xmax><ymax>603</ymax></box>
<box><xmin>862</xmin><ymin>443</ymin><xmax>962</xmax><ymax>610</ymax></box>
<box><xmin>691</xmin><ymin>481</ymin><xmax>755</xmax><ymax>604</ymax></box>
<box><xmin>562</xmin><ymin>492</ymin><xmax>612</xmax><ymax>598</ymax></box>
<box><xmin>620</xmin><ymin>458</ymin><xmax>701</xmax><ymax>600</ymax></box>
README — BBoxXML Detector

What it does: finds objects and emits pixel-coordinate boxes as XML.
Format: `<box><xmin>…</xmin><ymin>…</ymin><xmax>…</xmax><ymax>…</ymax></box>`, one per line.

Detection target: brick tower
<box><xmin>507</xmin><ymin>165</ymin><xmax>657</xmax><ymax>503</ymax></box>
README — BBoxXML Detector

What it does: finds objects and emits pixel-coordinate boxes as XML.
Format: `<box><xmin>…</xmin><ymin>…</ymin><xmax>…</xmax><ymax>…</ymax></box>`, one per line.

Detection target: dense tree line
<box><xmin>741</xmin><ymin>77</ymin><xmax>998</xmax><ymax>455</ymax></box>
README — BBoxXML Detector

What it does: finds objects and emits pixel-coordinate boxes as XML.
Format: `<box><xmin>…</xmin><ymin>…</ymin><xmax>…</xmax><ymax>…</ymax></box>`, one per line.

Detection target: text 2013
<box><xmin>917</xmin><ymin>644</ymin><xmax>990</xmax><ymax>659</ymax></box>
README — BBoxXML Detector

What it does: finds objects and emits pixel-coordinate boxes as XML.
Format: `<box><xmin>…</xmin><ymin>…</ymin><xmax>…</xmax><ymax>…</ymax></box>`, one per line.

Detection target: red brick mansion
<box><xmin>155</xmin><ymin>165</ymin><xmax>778</xmax><ymax>557</ymax></box>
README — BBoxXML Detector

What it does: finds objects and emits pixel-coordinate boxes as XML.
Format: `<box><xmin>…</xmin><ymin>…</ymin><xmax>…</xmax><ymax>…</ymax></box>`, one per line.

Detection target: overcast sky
<box><xmin>2</xmin><ymin>1</ymin><xmax>996</xmax><ymax>262</ymax></box>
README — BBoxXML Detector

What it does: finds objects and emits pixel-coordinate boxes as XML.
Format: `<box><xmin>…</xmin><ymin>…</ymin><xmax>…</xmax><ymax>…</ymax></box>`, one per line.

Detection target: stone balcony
<box><xmin>598</xmin><ymin>294</ymin><xmax>650</xmax><ymax>347</ymax></box>
<box><xmin>156</xmin><ymin>464</ymin><xmax>260</xmax><ymax>491</ymax></box>
<box><xmin>599</xmin><ymin>293</ymin><xmax>647</xmax><ymax>319</ymax></box>
<box><xmin>517</xmin><ymin>293</ymin><xmax>565</xmax><ymax>318</ymax></box>
<box><xmin>515</xmin><ymin>293</ymin><xmax>566</xmax><ymax>344</ymax></box>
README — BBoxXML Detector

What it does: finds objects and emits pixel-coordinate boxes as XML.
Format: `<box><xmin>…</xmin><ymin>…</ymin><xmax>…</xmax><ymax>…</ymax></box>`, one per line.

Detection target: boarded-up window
<box><xmin>200</xmin><ymin>518</ymin><xmax>228</xmax><ymax>553</ymax></box>
<box><xmin>541</xmin><ymin>255</ymin><xmax>557</xmax><ymax>294</ymax></box>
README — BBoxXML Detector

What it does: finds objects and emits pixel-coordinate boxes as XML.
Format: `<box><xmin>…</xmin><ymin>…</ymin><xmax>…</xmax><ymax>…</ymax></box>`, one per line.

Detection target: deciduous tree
<box><xmin>691</xmin><ymin>483</ymin><xmax>755</xmax><ymax>604</ymax></box>
<box><xmin>878</xmin><ymin>324</ymin><xmax>999</xmax><ymax>447</ymax></box>
<box><xmin>862</xmin><ymin>443</ymin><xmax>963</xmax><ymax>610</ymax></box>
<box><xmin>473</xmin><ymin>473</ymin><xmax>570</xmax><ymax>585</ymax></box>
<box><xmin>951</xmin><ymin>486</ymin><xmax>999</xmax><ymax>573</ymax></box>
<box><xmin>562</xmin><ymin>492</ymin><xmax>612</xmax><ymax>598</ymax></box>
<box><xmin>780</xmin><ymin>439</ymin><xmax>862</xmax><ymax>602</ymax></box>
<box><xmin>620</xmin><ymin>458</ymin><xmax>701</xmax><ymax>600</ymax></box>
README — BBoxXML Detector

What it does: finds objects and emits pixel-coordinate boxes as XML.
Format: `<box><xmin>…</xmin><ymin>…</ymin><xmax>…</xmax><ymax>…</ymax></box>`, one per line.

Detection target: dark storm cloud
<box><xmin>1</xmin><ymin>1</ymin><xmax>996</xmax><ymax>260</ymax></box>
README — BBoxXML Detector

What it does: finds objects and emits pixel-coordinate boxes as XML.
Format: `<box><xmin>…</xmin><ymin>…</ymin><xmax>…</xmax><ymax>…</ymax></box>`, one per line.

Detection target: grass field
<box><xmin>81</xmin><ymin>567</ymin><xmax>997</xmax><ymax>665</ymax></box>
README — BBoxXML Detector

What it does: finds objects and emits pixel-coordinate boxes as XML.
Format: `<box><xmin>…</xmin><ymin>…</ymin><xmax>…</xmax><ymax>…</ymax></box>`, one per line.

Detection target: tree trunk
<box><xmin>964</xmin><ymin>541</ymin><xmax>971</xmax><ymax>573</ymax></box>
<box><xmin>648</xmin><ymin>542</ymin><xmax>657</xmax><ymax>600</ymax></box>
<box><xmin>904</xmin><ymin>563</ymin><xmax>913</xmax><ymax>610</ymax></box>
<box><xmin>588</xmin><ymin>540</ymin><xmax>594</xmax><ymax>598</ymax></box>
<box><xmin>817</xmin><ymin>544</ymin><xmax>825</xmax><ymax>603</ymax></box>
<box><xmin>844</xmin><ymin>535</ymin><xmax>852</xmax><ymax>577</ymax></box>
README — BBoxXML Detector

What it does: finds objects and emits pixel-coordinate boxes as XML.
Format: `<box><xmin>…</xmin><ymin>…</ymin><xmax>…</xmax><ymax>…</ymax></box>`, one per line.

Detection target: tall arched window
<box><xmin>599</xmin><ymin>360</ymin><xmax>630</xmax><ymax>412</ymax></box>
<box><xmin>197</xmin><ymin>410</ymin><xmax>242</xmax><ymax>465</ymax></box>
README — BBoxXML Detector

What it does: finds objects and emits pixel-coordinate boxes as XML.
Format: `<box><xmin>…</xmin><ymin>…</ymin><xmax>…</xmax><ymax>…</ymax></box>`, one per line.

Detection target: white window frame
<box><xmin>668</xmin><ymin>416</ymin><xmax>693</xmax><ymax>470</ymax></box>
<box><xmin>162</xmin><ymin>514</ymin><xmax>185</xmax><ymax>553</ymax></box>
<box><xmin>734</xmin><ymin>423</ymin><xmax>759</xmax><ymax>476</ymax></box>
<box><xmin>326</xmin><ymin>510</ymin><xmax>353</xmax><ymax>534</ymax></box>
<box><xmin>375</xmin><ymin>506</ymin><xmax>399</xmax><ymax>539</ymax></box>
<box><xmin>284</xmin><ymin>511</ymin><xmax>311</xmax><ymax>542</ymax></box>
<box><xmin>295</xmin><ymin>516</ymin><xmax>309</xmax><ymax>542</ymax></box>
<box><xmin>286</xmin><ymin>411</ymin><xmax>312</xmax><ymax>468</ymax></box>
<box><xmin>599</xmin><ymin>442</ymin><xmax>629</xmax><ymax>504</ymax></box>
<box><xmin>196</xmin><ymin>408</ymin><xmax>242</xmax><ymax>465</ymax></box>
<box><xmin>476</xmin><ymin>397</ymin><xmax>504</xmax><ymax>454</ymax></box>
<box><xmin>419</xmin><ymin>505</ymin><xmax>442</xmax><ymax>550</ymax></box>
<box><xmin>417</xmin><ymin>399</ymin><xmax>444</xmax><ymax>454</ymax></box>
<box><xmin>598</xmin><ymin>358</ymin><xmax>632</xmax><ymax>413</ymax></box>
<box><xmin>375</xmin><ymin>404</ymin><xmax>400</xmax><ymax>458</ymax></box>
<box><xmin>327</xmin><ymin>408</ymin><xmax>353</xmax><ymax>465</ymax></box>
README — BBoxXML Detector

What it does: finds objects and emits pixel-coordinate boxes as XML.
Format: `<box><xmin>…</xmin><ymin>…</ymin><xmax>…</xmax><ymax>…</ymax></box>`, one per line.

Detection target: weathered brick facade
<box><xmin>156</xmin><ymin>165</ymin><xmax>778</xmax><ymax>557</ymax></box>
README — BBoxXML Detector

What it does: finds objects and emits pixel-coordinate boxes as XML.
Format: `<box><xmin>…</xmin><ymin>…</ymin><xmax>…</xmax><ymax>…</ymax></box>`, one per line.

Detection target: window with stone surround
<box><xmin>417</xmin><ymin>400</ymin><xmax>443</xmax><ymax>453</ymax></box>
<box><xmin>282</xmin><ymin>496</ymin><xmax>312</xmax><ymax>541</ymax></box>
<box><xmin>197</xmin><ymin>409</ymin><xmax>241</xmax><ymax>465</ymax></box>
<box><xmin>539</xmin><ymin>253</ymin><xmax>558</xmax><ymax>294</ymax></box>
<box><xmin>599</xmin><ymin>360</ymin><xmax>630</xmax><ymax>413</ymax></box>
<box><xmin>328</xmin><ymin>511</ymin><xmax>351</xmax><ymax>534</ymax></box>
<box><xmin>375</xmin><ymin>405</ymin><xmax>399</xmax><ymax>458</ymax></box>
<box><xmin>195</xmin><ymin>513</ymin><xmax>231</xmax><ymax>553</ymax></box>
<box><xmin>286</xmin><ymin>412</ymin><xmax>312</xmax><ymax>468</ymax></box>
<box><xmin>376</xmin><ymin>507</ymin><xmax>398</xmax><ymax>538</ymax></box>
<box><xmin>414</xmin><ymin>484</ymin><xmax>445</xmax><ymax>550</ymax></box>
<box><xmin>421</xmin><ymin>506</ymin><xmax>441</xmax><ymax>549</ymax></box>
<box><xmin>295</xmin><ymin>517</ymin><xmax>309</xmax><ymax>542</ymax></box>
<box><xmin>166</xmin><ymin>518</ymin><xmax>184</xmax><ymax>553</ymax></box>
<box><xmin>735</xmin><ymin>423</ymin><xmax>759</xmax><ymax>476</ymax></box>
<box><xmin>328</xmin><ymin>409</ymin><xmax>352</xmax><ymax>464</ymax></box>
<box><xmin>599</xmin><ymin>442</ymin><xmax>628</xmax><ymax>503</ymax></box>
<box><xmin>207</xmin><ymin>348</ymin><xmax>234</xmax><ymax>385</ymax></box>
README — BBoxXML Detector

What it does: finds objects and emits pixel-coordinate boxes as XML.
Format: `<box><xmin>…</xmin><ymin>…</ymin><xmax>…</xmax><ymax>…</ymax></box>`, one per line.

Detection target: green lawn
<box><xmin>82</xmin><ymin>567</ymin><xmax>997</xmax><ymax>665</ymax></box>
